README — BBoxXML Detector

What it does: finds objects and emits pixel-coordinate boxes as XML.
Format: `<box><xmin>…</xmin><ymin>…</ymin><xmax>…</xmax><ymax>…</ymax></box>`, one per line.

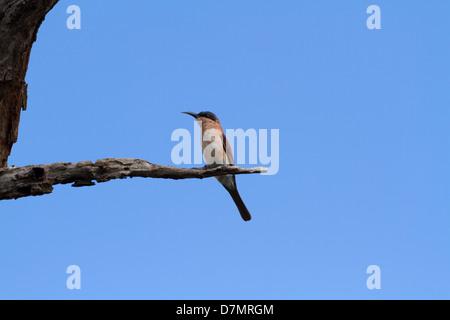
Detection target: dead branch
<box><xmin>0</xmin><ymin>158</ymin><xmax>267</xmax><ymax>200</ymax></box>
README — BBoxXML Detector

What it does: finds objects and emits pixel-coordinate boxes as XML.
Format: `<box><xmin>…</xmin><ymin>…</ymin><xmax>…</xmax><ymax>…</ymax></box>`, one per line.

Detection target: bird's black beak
<box><xmin>182</xmin><ymin>111</ymin><xmax>199</xmax><ymax>118</ymax></box>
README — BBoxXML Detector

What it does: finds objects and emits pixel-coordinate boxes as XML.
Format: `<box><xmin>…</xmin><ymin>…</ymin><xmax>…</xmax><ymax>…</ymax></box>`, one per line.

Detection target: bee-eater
<box><xmin>182</xmin><ymin>111</ymin><xmax>252</xmax><ymax>221</ymax></box>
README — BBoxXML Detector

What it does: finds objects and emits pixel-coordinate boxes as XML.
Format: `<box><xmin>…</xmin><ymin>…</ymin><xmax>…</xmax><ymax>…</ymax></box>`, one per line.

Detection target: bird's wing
<box><xmin>221</xmin><ymin>128</ymin><xmax>234</xmax><ymax>166</ymax></box>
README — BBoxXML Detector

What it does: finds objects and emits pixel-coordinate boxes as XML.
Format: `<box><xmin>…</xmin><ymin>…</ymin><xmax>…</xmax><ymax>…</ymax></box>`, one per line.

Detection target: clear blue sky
<box><xmin>0</xmin><ymin>0</ymin><xmax>449</xmax><ymax>299</ymax></box>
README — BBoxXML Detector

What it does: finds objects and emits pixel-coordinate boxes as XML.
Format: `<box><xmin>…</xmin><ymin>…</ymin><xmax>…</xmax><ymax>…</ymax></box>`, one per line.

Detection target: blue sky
<box><xmin>0</xmin><ymin>0</ymin><xmax>449</xmax><ymax>299</ymax></box>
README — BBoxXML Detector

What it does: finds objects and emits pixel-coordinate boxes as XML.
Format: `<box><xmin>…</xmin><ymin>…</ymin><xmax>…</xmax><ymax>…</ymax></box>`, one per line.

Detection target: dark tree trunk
<box><xmin>0</xmin><ymin>0</ymin><xmax>59</xmax><ymax>167</ymax></box>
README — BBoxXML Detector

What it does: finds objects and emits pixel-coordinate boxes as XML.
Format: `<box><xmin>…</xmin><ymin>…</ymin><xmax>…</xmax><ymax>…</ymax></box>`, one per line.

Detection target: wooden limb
<box><xmin>0</xmin><ymin>158</ymin><xmax>268</xmax><ymax>200</ymax></box>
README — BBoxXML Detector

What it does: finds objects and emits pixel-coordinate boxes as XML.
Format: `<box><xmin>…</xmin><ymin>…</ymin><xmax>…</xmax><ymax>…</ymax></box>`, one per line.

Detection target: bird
<box><xmin>182</xmin><ymin>111</ymin><xmax>252</xmax><ymax>221</ymax></box>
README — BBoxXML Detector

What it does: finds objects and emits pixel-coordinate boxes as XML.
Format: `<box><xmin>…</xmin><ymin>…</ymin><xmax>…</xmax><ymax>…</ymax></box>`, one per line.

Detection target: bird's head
<box><xmin>182</xmin><ymin>111</ymin><xmax>219</xmax><ymax>122</ymax></box>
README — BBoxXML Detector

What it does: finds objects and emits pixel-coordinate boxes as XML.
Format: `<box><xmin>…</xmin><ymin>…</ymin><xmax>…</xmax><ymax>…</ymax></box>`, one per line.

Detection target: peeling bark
<box><xmin>0</xmin><ymin>158</ymin><xmax>268</xmax><ymax>200</ymax></box>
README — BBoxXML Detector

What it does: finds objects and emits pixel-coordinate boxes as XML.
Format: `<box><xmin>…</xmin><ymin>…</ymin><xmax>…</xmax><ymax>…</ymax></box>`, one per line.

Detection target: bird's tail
<box><xmin>226</xmin><ymin>188</ymin><xmax>252</xmax><ymax>221</ymax></box>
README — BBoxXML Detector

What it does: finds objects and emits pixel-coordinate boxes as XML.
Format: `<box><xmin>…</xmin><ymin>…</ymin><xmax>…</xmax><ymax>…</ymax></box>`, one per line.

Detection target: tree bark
<box><xmin>0</xmin><ymin>158</ymin><xmax>267</xmax><ymax>200</ymax></box>
<box><xmin>0</xmin><ymin>0</ymin><xmax>60</xmax><ymax>167</ymax></box>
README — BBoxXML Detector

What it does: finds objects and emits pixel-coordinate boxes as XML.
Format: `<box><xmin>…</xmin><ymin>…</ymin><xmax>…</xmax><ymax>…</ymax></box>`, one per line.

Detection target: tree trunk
<box><xmin>0</xmin><ymin>0</ymin><xmax>59</xmax><ymax>167</ymax></box>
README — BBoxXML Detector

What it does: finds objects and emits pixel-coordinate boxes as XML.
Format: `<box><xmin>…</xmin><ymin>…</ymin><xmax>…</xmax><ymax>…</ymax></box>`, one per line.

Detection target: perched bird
<box><xmin>182</xmin><ymin>111</ymin><xmax>252</xmax><ymax>221</ymax></box>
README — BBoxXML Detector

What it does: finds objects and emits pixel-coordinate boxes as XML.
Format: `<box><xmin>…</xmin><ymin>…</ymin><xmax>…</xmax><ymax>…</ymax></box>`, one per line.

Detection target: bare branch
<box><xmin>0</xmin><ymin>158</ymin><xmax>267</xmax><ymax>200</ymax></box>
